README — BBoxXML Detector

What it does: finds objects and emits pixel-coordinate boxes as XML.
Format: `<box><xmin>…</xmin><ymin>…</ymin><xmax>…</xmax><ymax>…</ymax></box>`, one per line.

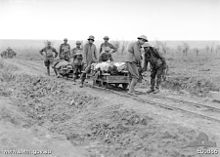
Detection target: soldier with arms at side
<box><xmin>59</xmin><ymin>38</ymin><xmax>71</xmax><ymax>61</ymax></box>
<box><xmin>71</xmin><ymin>41</ymin><xmax>83</xmax><ymax>58</ymax></box>
<box><xmin>80</xmin><ymin>35</ymin><xmax>98</xmax><ymax>87</ymax></box>
<box><xmin>126</xmin><ymin>35</ymin><xmax>148</xmax><ymax>95</ymax></box>
<box><xmin>71</xmin><ymin>41</ymin><xmax>84</xmax><ymax>81</ymax></box>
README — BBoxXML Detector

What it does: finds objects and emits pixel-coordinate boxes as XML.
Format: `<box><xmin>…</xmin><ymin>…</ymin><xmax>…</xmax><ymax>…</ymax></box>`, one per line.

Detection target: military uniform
<box><xmin>99</xmin><ymin>36</ymin><xmax>117</xmax><ymax>54</ymax></box>
<box><xmin>126</xmin><ymin>41</ymin><xmax>142</xmax><ymax>81</ymax></box>
<box><xmin>80</xmin><ymin>36</ymin><xmax>98</xmax><ymax>86</ymax></box>
<box><xmin>40</xmin><ymin>44</ymin><xmax>58</xmax><ymax>76</ymax></box>
<box><xmin>83</xmin><ymin>44</ymin><xmax>97</xmax><ymax>65</ymax></box>
<box><xmin>40</xmin><ymin>46</ymin><xmax>58</xmax><ymax>67</ymax></box>
<box><xmin>99</xmin><ymin>52</ymin><xmax>113</xmax><ymax>62</ymax></box>
<box><xmin>142</xmin><ymin>43</ymin><xmax>166</xmax><ymax>93</ymax></box>
<box><xmin>59</xmin><ymin>43</ymin><xmax>71</xmax><ymax>61</ymax></box>
<box><xmin>71</xmin><ymin>47</ymin><xmax>83</xmax><ymax>58</ymax></box>
<box><xmin>99</xmin><ymin>42</ymin><xmax>117</xmax><ymax>53</ymax></box>
<box><xmin>126</xmin><ymin>35</ymin><xmax>148</xmax><ymax>95</ymax></box>
<box><xmin>72</xmin><ymin>53</ymin><xmax>84</xmax><ymax>80</ymax></box>
<box><xmin>99</xmin><ymin>47</ymin><xmax>113</xmax><ymax>62</ymax></box>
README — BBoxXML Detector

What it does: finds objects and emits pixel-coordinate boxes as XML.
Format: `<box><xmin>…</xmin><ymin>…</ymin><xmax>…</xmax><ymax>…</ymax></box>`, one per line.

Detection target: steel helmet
<box><xmin>88</xmin><ymin>35</ymin><xmax>95</xmax><ymax>41</ymax></box>
<box><xmin>137</xmin><ymin>35</ymin><xmax>148</xmax><ymax>42</ymax></box>
<box><xmin>103</xmin><ymin>36</ymin><xmax>110</xmax><ymax>40</ymax></box>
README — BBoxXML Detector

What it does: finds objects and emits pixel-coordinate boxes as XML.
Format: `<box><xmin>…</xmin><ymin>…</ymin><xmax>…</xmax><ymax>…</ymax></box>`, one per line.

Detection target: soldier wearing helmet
<box><xmin>80</xmin><ymin>35</ymin><xmax>98</xmax><ymax>87</ymax></box>
<box><xmin>142</xmin><ymin>42</ymin><xmax>167</xmax><ymax>94</ymax></box>
<box><xmin>71</xmin><ymin>41</ymin><xmax>83</xmax><ymax>57</ymax></box>
<box><xmin>59</xmin><ymin>38</ymin><xmax>71</xmax><ymax>61</ymax></box>
<box><xmin>99</xmin><ymin>47</ymin><xmax>113</xmax><ymax>62</ymax></box>
<box><xmin>39</xmin><ymin>41</ymin><xmax>58</xmax><ymax>76</ymax></box>
<box><xmin>99</xmin><ymin>36</ymin><xmax>117</xmax><ymax>54</ymax></box>
<box><xmin>126</xmin><ymin>35</ymin><xmax>148</xmax><ymax>95</ymax></box>
<box><xmin>71</xmin><ymin>41</ymin><xmax>84</xmax><ymax>81</ymax></box>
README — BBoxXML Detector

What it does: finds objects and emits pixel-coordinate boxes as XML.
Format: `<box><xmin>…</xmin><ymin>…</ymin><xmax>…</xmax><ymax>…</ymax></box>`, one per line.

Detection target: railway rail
<box><xmin>82</xmin><ymin>82</ymin><xmax>220</xmax><ymax>124</ymax></box>
<box><xmin>7</xmin><ymin>59</ymin><xmax>220</xmax><ymax>124</ymax></box>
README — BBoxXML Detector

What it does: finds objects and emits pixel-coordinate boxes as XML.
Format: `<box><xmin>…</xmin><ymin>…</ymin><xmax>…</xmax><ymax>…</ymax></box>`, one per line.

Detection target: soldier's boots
<box><xmin>151</xmin><ymin>82</ymin><xmax>161</xmax><ymax>94</ymax></box>
<box><xmin>47</xmin><ymin>67</ymin><xmax>50</xmax><ymax>76</ymax></box>
<box><xmin>79</xmin><ymin>83</ymin><xmax>83</xmax><ymax>88</ymax></box>
<box><xmin>153</xmin><ymin>87</ymin><xmax>160</xmax><ymax>94</ymax></box>
<box><xmin>147</xmin><ymin>87</ymin><xmax>160</xmax><ymax>94</ymax></box>
<box><xmin>147</xmin><ymin>79</ymin><xmax>155</xmax><ymax>93</ymax></box>
<box><xmin>54</xmin><ymin>68</ymin><xmax>58</xmax><ymax>76</ymax></box>
<box><xmin>147</xmin><ymin>78</ymin><xmax>161</xmax><ymax>94</ymax></box>
<box><xmin>79</xmin><ymin>79</ymin><xmax>84</xmax><ymax>88</ymax></box>
<box><xmin>79</xmin><ymin>73</ymin><xmax>86</xmax><ymax>88</ymax></box>
<box><xmin>154</xmin><ymin>77</ymin><xmax>161</xmax><ymax>94</ymax></box>
<box><xmin>146</xmin><ymin>88</ymin><xmax>155</xmax><ymax>94</ymax></box>
<box><xmin>128</xmin><ymin>79</ymin><xmax>137</xmax><ymax>96</ymax></box>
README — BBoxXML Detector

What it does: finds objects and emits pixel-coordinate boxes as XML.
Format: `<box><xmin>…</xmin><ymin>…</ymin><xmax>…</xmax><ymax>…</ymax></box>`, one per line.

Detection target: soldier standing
<box><xmin>71</xmin><ymin>41</ymin><xmax>83</xmax><ymax>58</ymax></box>
<box><xmin>80</xmin><ymin>35</ymin><xmax>98</xmax><ymax>87</ymax></box>
<box><xmin>126</xmin><ymin>35</ymin><xmax>148</xmax><ymax>95</ymax></box>
<box><xmin>99</xmin><ymin>36</ymin><xmax>117</xmax><ymax>54</ymax></box>
<box><xmin>142</xmin><ymin>42</ymin><xmax>167</xmax><ymax>94</ymax></box>
<box><xmin>59</xmin><ymin>38</ymin><xmax>71</xmax><ymax>61</ymax></box>
<box><xmin>71</xmin><ymin>41</ymin><xmax>84</xmax><ymax>81</ymax></box>
<box><xmin>39</xmin><ymin>41</ymin><xmax>58</xmax><ymax>76</ymax></box>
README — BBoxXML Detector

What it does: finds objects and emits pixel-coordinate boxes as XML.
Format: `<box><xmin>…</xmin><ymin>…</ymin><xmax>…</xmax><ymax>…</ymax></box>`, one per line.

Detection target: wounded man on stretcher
<box><xmin>94</xmin><ymin>47</ymin><xmax>127</xmax><ymax>75</ymax></box>
<box><xmin>91</xmin><ymin>62</ymin><xmax>127</xmax><ymax>76</ymax></box>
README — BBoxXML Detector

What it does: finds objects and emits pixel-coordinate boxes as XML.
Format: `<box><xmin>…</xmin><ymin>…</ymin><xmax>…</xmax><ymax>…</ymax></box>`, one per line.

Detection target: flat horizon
<box><xmin>0</xmin><ymin>39</ymin><xmax>220</xmax><ymax>41</ymax></box>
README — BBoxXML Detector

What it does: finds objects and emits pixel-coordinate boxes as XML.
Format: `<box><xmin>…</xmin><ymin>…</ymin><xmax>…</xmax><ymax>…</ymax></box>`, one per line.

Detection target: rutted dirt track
<box><xmin>0</xmin><ymin>58</ymin><xmax>220</xmax><ymax>157</ymax></box>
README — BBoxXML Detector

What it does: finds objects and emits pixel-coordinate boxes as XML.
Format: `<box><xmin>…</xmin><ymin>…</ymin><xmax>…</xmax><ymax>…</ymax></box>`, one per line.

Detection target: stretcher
<box><xmin>90</xmin><ymin>62</ymin><xmax>130</xmax><ymax>90</ymax></box>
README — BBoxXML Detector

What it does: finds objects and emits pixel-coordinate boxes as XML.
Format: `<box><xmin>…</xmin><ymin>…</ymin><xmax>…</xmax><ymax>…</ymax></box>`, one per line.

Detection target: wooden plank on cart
<box><xmin>104</xmin><ymin>75</ymin><xmax>129</xmax><ymax>84</ymax></box>
<box><xmin>102</xmin><ymin>73</ymin><xmax>111</xmax><ymax>76</ymax></box>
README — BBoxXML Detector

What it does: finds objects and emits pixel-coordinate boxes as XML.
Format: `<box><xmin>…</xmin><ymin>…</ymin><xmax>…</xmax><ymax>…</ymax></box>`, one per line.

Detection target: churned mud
<box><xmin>0</xmin><ymin>60</ymin><xmax>219</xmax><ymax>157</ymax></box>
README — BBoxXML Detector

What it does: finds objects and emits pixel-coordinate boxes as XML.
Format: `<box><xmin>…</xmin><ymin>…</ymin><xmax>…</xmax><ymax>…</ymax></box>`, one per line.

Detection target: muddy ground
<box><xmin>0</xmin><ymin>55</ymin><xmax>220</xmax><ymax>157</ymax></box>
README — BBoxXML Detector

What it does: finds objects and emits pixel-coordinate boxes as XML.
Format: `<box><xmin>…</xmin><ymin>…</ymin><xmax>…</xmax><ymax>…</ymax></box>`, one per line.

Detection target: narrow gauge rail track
<box><xmin>82</xmin><ymin>82</ymin><xmax>220</xmax><ymax>124</ymax></box>
<box><xmin>6</xmin><ymin>59</ymin><xmax>220</xmax><ymax>123</ymax></box>
<box><xmin>150</xmin><ymin>94</ymin><xmax>220</xmax><ymax>113</ymax></box>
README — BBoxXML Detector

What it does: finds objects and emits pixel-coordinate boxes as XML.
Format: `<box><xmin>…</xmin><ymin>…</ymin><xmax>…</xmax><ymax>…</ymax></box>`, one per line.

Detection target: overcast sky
<box><xmin>0</xmin><ymin>0</ymin><xmax>219</xmax><ymax>40</ymax></box>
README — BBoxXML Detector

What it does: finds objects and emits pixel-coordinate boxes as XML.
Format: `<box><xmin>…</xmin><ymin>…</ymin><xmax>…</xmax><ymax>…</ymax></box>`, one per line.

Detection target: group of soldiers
<box><xmin>39</xmin><ymin>36</ymin><xmax>117</xmax><ymax>85</ymax></box>
<box><xmin>1</xmin><ymin>47</ymin><xmax>16</xmax><ymax>58</ymax></box>
<box><xmin>39</xmin><ymin>35</ymin><xmax>167</xmax><ymax>95</ymax></box>
<box><xmin>126</xmin><ymin>35</ymin><xmax>167</xmax><ymax>95</ymax></box>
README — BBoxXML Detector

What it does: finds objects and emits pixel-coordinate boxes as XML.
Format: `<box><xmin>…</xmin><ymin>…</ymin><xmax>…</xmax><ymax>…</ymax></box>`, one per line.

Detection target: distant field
<box><xmin>1</xmin><ymin>39</ymin><xmax>220</xmax><ymax>50</ymax></box>
<box><xmin>1</xmin><ymin>39</ymin><xmax>220</xmax><ymax>62</ymax></box>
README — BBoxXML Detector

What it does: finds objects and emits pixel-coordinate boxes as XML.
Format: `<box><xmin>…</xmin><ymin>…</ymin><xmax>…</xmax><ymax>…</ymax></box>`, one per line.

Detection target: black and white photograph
<box><xmin>0</xmin><ymin>0</ymin><xmax>220</xmax><ymax>156</ymax></box>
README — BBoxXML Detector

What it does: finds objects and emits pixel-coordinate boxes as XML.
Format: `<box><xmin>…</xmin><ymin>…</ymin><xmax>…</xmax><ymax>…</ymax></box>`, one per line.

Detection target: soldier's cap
<box><xmin>47</xmin><ymin>41</ymin><xmax>51</xmax><ymax>44</ymax></box>
<box><xmin>88</xmin><ymin>35</ymin><xmax>95</xmax><ymax>41</ymax></box>
<box><xmin>142</xmin><ymin>42</ymin><xmax>151</xmax><ymax>48</ymax></box>
<box><xmin>76</xmin><ymin>41</ymin><xmax>81</xmax><ymax>45</ymax></box>
<box><xmin>103</xmin><ymin>36</ymin><xmax>109</xmax><ymax>40</ymax></box>
<box><xmin>137</xmin><ymin>35</ymin><xmax>148</xmax><ymax>42</ymax></box>
<box><xmin>64</xmin><ymin>38</ymin><xmax>68</xmax><ymax>41</ymax></box>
